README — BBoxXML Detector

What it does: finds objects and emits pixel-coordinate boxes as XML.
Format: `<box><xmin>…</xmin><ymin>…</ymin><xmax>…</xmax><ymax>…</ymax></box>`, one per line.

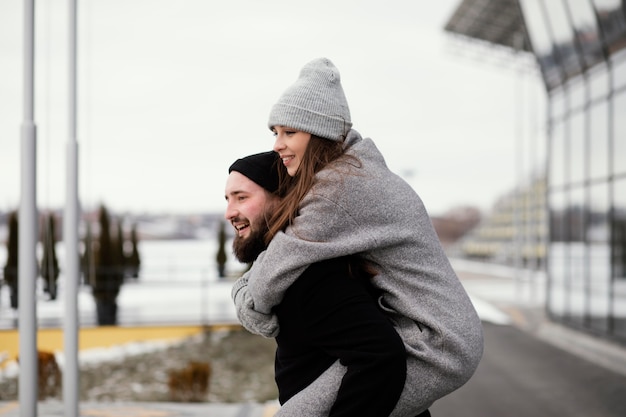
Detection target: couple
<box><xmin>224</xmin><ymin>58</ymin><xmax>484</xmax><ymax>416</ymax></box>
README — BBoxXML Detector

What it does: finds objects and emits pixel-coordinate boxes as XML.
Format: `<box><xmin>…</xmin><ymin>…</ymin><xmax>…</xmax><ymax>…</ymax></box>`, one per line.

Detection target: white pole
<box><xmin>64</xmin><ymin>0</ymin><xmax>80</xmax><ymax>415</ymax></box>
<box><xmin>514</xmin><ymin>32</ymin><xmax>525</xmax><ymax>294</ymax></box>
<box><xmin>19</xmin><ymin>0</ymin><xmax>39</xmax><ymax>414</ymax></box>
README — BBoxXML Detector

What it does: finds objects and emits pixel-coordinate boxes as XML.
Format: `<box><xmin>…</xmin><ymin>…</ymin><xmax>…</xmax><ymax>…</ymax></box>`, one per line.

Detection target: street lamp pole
<box><xmin>64</xmin><ymin>0</ymin><xmax>80</xmax><ymax>416</ymax></box>
<box><xmin>19</xmin><ymin>0</ymin><xmax>39</xmax><ymax>414</ymax></box>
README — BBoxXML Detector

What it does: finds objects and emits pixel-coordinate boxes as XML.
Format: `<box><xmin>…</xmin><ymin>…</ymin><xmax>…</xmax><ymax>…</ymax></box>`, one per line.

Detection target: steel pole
<box><xmin>19</xmin><ymin>0</ymin><xmax>38</xmax><ymax>414</ymax></box>
<box><xmin>64</xmin><ymin>0</ymin><xmax>80</xmax><ymax>416</ymax></box>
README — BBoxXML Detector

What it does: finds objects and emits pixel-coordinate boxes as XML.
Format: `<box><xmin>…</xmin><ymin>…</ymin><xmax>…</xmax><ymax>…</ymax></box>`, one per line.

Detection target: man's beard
<box><xmin>232</xmin><ymin>218</ymin><xmax>269</xmax><ymax>264</ymax></box>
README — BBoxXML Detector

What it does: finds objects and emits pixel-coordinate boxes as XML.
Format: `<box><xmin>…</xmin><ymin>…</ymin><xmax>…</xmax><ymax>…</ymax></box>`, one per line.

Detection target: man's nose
<box><xmin>224</xmin><ymin>203</ymin><xmax>237</xmax><ymax>221</ymax></box>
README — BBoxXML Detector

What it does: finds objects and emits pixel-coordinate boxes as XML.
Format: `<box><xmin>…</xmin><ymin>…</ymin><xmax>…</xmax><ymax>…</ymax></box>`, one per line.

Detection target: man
<box><xmin>225</xmin><ymin>151</ymin><xmax>421</xmax><ymax>417</ymax></box>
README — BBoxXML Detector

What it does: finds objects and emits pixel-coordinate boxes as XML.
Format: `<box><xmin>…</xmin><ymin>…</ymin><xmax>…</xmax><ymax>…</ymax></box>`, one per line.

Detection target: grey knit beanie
<box><xmin>268</xmin><ymin>57</ymin><xmax>352</xmax><ymax>142</ymax></box>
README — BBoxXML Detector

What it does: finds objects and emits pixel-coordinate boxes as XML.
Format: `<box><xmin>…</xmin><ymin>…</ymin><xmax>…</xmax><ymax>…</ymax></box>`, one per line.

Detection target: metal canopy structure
<box><xmin>445</xmin><ymin>0</ymin><xmax>626</xmax><ymax>91</ymax></box>
<box><xmin>444</xmin><ymin>0</ymin><xmax>532</xmax><ymax>53</ymax></box>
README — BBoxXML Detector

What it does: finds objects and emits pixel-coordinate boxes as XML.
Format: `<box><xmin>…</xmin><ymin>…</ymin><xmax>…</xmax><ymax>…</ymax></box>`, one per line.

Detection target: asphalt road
<box><xmin>430</xmin><ymin>322</ymin><xmax>626</xmax><ymax>417</ymax></box>
<box><xmin>2</xmin><ymin>322</ymin><xmax>625</xmax><ymax>417</ymax></box>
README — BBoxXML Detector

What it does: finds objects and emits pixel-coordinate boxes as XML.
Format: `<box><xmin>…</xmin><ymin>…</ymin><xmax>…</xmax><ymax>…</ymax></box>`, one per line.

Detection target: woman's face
<box><xmin>272</xmin><ymin>126</ymin><xmax>311</xmax><ymax>176</ymax></box>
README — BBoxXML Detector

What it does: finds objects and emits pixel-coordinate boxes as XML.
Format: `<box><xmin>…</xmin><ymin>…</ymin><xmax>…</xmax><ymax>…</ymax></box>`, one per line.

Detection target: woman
<box><xmin>232</xmin><ymin>58</ymin><xmax>483</xmax><ymax>416</ymax></box>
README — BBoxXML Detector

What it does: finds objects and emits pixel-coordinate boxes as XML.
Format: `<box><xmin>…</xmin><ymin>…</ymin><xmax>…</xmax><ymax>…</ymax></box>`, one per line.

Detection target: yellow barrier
<box><xmin>0</xmin><ymin>324</ymin><xmax>241</xmax><ymax>368</ymax></box>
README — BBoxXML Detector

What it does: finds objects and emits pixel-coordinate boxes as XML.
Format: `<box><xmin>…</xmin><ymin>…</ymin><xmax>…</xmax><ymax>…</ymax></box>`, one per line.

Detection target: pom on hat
<box><xmin>228</xmin><ymin>151</ymin><xmax>280</xmax><ymax>193</ymax></box>
<box><xmin>268</xmin><ymin>57</ymin><xmax>352</xmax><ymax>142</ymax></box>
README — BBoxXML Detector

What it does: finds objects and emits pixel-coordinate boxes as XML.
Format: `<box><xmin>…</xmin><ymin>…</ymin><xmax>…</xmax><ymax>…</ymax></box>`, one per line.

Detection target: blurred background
<box><xmin>1</xmin><ymin>0</ymin><xmax>625</xmax><ymax>362</ymax></box>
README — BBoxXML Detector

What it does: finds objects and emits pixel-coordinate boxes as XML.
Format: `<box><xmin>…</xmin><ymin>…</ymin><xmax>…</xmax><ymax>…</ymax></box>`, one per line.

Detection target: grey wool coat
<box><xmin>232</xmin><ymin>129</ymin><xmax>484</xmax><ymax>416</ymax></box>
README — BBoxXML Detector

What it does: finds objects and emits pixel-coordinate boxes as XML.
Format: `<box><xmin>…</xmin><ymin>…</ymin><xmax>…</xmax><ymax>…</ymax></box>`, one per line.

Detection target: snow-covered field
<box><xmin>0</xmin><ymin>239</ymin><xmax>246</xmax><ymax>328</ymax></box>
<box><xmin>0</xmin><ymin>240</ymin><xmax>531</xmax><ymax>328</ymax></box>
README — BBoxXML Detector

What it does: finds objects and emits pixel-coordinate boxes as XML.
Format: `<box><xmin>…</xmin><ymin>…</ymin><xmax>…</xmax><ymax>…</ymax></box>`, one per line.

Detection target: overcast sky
<box><xmin>0</xmin><ymin>0</ymin><xmax>546</xmax><ymax>217</ymax></box>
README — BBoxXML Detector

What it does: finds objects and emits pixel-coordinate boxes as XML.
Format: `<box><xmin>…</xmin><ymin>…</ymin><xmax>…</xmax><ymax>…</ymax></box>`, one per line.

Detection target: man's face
<box><xmin>224</xmin><ymin>171</ymin><xmax>276</xmax><ymax>263</ymax></box>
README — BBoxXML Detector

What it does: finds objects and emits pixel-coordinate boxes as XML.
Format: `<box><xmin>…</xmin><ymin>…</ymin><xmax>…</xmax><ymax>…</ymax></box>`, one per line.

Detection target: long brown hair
<box><xmin>264</xmin><ymin>135</ymin><xmax>358</xmax><ymax>244</ymax></box>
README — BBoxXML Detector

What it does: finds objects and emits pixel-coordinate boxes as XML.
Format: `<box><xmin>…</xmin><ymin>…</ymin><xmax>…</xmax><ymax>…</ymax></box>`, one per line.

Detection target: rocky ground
<box><xmin>0</xmin><ymin>328</ymin><xmax>278</xmax><ymax>403</ymax></box>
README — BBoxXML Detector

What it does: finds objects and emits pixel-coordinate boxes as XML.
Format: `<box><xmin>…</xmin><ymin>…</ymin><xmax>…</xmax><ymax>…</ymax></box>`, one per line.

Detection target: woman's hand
<box><xmin>232</xmin><ymin>274</ymin><xmax>280</xmax><ymax>338</ymax></box>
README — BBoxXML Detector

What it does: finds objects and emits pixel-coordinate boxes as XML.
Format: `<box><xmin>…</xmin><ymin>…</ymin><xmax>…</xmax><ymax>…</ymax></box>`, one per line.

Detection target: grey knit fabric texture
<box><xmin>268</xmin><ymin>57</ymin><xmax>352</xmax><ymax>142</ymax></box>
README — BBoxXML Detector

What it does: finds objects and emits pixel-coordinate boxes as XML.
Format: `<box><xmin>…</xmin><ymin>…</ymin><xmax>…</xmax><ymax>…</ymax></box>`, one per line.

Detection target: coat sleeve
<box><xmin>231</xmin><ymin>271</ymin><xmax>280</xmax><ymax>337</ymax></box>
<box><xmin>247</xmin><ymin>191</ymin><xmax>379</xmax><ymax>314</ymax></box>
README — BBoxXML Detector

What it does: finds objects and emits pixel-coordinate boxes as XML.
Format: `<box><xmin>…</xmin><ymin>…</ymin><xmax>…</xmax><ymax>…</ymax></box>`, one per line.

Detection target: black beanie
<box><xmin>228</xmin><ymin>151</ymin><xmax>280</xmax><ymax>193</ymax></box>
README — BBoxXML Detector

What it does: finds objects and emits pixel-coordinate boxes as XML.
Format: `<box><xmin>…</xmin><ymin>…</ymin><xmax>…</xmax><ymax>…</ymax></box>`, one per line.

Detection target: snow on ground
<box><xmin>468</xmin><ymin>296</ymin><xmax>512</xmax><ymax>325</ymax></box>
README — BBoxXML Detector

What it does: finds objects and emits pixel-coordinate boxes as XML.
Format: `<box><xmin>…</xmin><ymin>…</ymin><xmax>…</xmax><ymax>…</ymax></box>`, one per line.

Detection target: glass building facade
<box><xmin>446</xmin><ymin>0</ymin><xmax>626</xmax><ymax>344</ymax></box>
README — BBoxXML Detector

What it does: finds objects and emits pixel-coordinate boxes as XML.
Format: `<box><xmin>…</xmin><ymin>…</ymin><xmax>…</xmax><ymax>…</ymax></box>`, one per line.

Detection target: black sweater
<box><xmin>274</xmin><ymin>257</ymin><xmax>406</xmax><ymax>416</ymax></box>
